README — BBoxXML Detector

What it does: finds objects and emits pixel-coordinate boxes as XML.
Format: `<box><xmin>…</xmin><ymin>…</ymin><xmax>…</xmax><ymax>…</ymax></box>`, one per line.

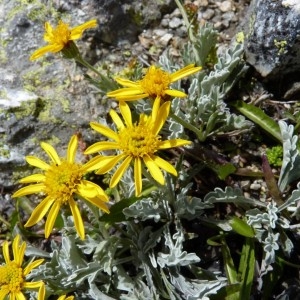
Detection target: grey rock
<box><xmin>0</xmin><ymin>0</ymin><xmax>176</xmax><ymax>188</ymax></box>
<box><xmin>242</xmin><ymin>0</ymin><xmax>300</xmax><ymax>78</ymax></box>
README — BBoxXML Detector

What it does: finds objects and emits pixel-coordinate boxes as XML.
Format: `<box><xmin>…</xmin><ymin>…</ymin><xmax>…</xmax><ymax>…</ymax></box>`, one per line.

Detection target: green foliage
<box><xmin>266</xmin><ymin>145</ymin><xmax>283</xmax><ymax>167</ymax></box>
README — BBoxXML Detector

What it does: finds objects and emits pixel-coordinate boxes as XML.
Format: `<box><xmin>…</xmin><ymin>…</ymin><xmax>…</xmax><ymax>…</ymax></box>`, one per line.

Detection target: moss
<box><xmin>0</xmin><ymin>147</ymin><xmax>10</xmax><ymax>159</ymax></box>
<box><xmin>266</xmin><ymin>146</ymin><xmax>283</xmax><ymax>167</ymax></box>
<box><xmin>128</xmin><ymin>7</ymin><xmax>143</xmax><ymax>27</ymax></box>
<box><xmin>60</xmin><ymin>98</ymin><xmax>71</xmax><ymax>113</ymax></box>
<box><xmin>11</xmin><ymin>168</ymin><xmax>33</xmax><ymax>183</ymax></box>
<box><xmin>274</xmin><ymin>39</ymin><xmax>288</xmax><ymax>55</ymax></box>
<box><xmin>236</xmin><ymin>32</ymin><xmax>245</xmax><ymax>44</ymax></box>
<box><xmin>7</xmin><ymin>99</ymin><xmax>37</xmax><ymax>120</ymax></box>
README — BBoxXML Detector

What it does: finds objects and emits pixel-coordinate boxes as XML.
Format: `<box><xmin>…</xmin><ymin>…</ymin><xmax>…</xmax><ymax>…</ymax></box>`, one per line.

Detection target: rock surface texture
<box><xmin>243</xmin><ymin>0</ymin><xmax>300</xmax><ymax>79</ymax></box>
<box><xmin>0</xmin><ymin>0</ymin><xmax>249</xmax><ymax>188</ymax></box>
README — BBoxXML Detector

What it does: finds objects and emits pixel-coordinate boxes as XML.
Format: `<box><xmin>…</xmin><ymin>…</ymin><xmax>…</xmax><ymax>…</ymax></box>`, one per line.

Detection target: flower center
<box><xmin>140</xmin><ymin>66</ymin><xmax>172</xmax><ymax>98</ymax></box>
<box><xmin>44</xmin><ymin>161</ymin><xmax>83</xmax><ymax>204</ymax></box>
<box><xmin>0</xmin><ymin>262</ymin><xmax>24</xmax><ymax>294</ymax></box>
<box><xmin>45</xmin><ymin>21</ymin><xmax>71</xmax><ymax>46</ymax></box>
<box><xmin>118</xmin><ymin>116</ymin><xmax>162</xmax><ymax>157</ymax></box>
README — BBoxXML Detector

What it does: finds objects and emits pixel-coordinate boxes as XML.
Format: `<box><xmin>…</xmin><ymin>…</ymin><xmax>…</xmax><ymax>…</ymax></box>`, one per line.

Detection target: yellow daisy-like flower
<box><xmin>107</xmin><ymin>64</ymin><xmax>202</xmax><ymax>102</ymax></box>
<box><xmin>0</xmin><ymin>235</ymin><xmax>45</xmax><ymax>300</ymax></box>
<box><xmin>30</xmin><ymin>19</ymin><xmax>97</xmax><ymax>60</ymax></box>
<box><xmin>57</xmin><ymin>295</ymin><xmax>74</xmax><ymax>300</ymax></box>
<box><xmin>12</xmin><ymin>135</ymin><xmax>109</xmax><ymax>240</ymax></box>
<box><xmin>84</xmin><ymin>98</ymin><xmax>192</xmax><ymax>196</ymax></box>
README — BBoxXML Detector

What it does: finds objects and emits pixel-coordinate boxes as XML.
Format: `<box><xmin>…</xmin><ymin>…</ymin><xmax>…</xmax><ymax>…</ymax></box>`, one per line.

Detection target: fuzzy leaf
<box><xmin>278</xmin><ymin>120</ymin><xmax>299</xmax><ymax>192</ymax></box>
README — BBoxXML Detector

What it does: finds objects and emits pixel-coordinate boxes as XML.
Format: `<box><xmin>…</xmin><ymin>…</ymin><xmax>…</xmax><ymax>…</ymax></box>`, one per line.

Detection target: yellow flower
<box><xmin>107</xmin><ymin>64</ymin><xmax>202</xmax><ymax>102</ymax></box>
<box><xmin>84</xmin><ymin>98</ymin><xmax>192</xmax><ymax>196</ymax></box>
<box><xmin>12</xmin><ymin>135</ymin><xmax>109</xmax><ymax>240</ymax></box>
<box><xmin>30</xmin><ymin>19</ymin><xmax>97</xmax><ymax>60</ymax></box>
<box><xmin>0</xmin><ymin>235</ymin><xmax>45</xmax><ymax>300</ymax></box>
<box><xmin>57</xmin><ymin>295</ymin><xmax>74</xmax><ymax>300</ymax></box>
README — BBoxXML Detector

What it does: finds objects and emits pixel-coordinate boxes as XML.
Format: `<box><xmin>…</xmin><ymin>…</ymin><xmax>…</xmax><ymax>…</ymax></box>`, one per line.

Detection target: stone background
<box><xmin>1</xmin><ymin>0</ymin><xmax>300</xmax><ymax>189</ymax></box>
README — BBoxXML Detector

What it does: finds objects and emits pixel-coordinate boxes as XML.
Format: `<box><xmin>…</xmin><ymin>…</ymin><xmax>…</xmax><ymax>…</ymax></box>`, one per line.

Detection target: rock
<box><xmin>169</xmin><ymin>17</ymin><xmax>182</xmax><ymax>29</ymax></box>
<box><xmin>0</xmin><ymin>0</ymin><xmax>174</xmax><ymax>188</ymax></box>
<box><xmin>217</xmin><ymin>1</ymin><xmax>233</xmax><ymax>13</ymax></box>
<box><xmin>242</xmin><ymin>0</ymin><xmax>300</xmax><ymax>79</ymax></box>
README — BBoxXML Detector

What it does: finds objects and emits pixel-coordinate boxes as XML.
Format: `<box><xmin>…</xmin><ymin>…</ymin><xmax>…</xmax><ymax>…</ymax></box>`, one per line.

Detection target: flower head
<box><xmin>107</xmin><ymin>64</ymin><xmax>202</xmax><ymax>102</ymax></box>
<box><xmin>0</xmin><ymin>235</ymin><xmax>45</xmax><ymax>300</ymax></box>
<box><xmin>30</xmin><ymin>19</ymin><xmax>97</xmax><ymax>60</ymax></box>
<box><xmin>12</xmin><ymin>135</ymin><xmax>109</xmax><ymax>240</ymax></box>
<box><xmin>84</xmin><ymin>98</ymin><xmax>192</xmax><ymax>196</ymax></box>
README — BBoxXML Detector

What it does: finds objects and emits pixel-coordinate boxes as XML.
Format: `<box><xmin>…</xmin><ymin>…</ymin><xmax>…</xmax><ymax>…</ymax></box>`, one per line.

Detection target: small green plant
<box><xmin>266</xmin><ymin>145</ymin><xmax>283</xmax><ymax>167</ymax></box>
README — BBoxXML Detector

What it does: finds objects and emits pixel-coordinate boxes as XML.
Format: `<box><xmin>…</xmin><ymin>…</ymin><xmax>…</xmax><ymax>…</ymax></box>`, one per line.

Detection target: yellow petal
<box><xmin>165</xmin><ymin>89</ymin><xmax>187</xmax><ymax>98</ymax></box>
<box><xmin>107</xmin><ymin>87</ymin><xmax>142</xmax><ymax>97</ymax></box>
<box><xmin>110</xmin><ymin>109</ymin><xmax>125</xmax><ymax>130</ymax></box>
<box><xmin>107</xmin><ymin>87</ymin><xmax>148</xmax><ymax>101</ymax></box>
<box><xmin>114</xmin><ymin>77</ymin><xmax>140</xmax><ymax>88</ymax></box>
<box><xmin>19</xmin><ymin>174</ymin><xmax>45</xmax><ymax>184</ymax></box>
<box><xmin>30</xmin><ymin>44</ymin><xmax>62</xmax><ymax>60</ymax></box>
<box><xmin>69</xmin><ymin>197</ymin><xmax>85</xmax><ymax>240</ymax></box>
<box><xmin>77</xmin><ymin>180</ymin><xmax>108</xmax><ymax>201</ymax></box>
<box><xmin>81</xmin><ymin>155</ymin><xmax>109</xmax><ymax>172</ymax></box>
<box><xmin>152</xmin><ymin>156</ymin><xmax>177</xmax><ymax>176</ymax></box>
<box><xmin>158</xmin><ymin>139</ymin><xmax>192</xmax><ymax>149</ymax></box>
<box><xmin>0</xmin><ymin>290</ymin><xmax>9</xmax><ymax>299</ymax></box>
<box><xmin>23</xmin><ymin>259</ymin><xmax>44</xmax><ymax>276</ymax></box>
<box><xmin>25</xmin><ymin>196</ymin><xmax>55</xmax><ymax>227</ymax></box>
<box><xmin>110</xmin><ymin>156</ymin><xmax>132</xmax><ymax>188</ymax></box>
<box><xmin>14</xmin><ymin>237</ymin><xmax>26</xmax><ymax>266</ymax></box>
<box><xmin>23</xmin><ymin>281</ymin><xmax>45</xmax><ymax>300</ymax></box>
<box><xmin>25</xmin><ymin>156</ymin><xmax>50</xmax><ymax>171</ymax></box>
<box><xmin>77</xmin><ymin>183</ymin><xmax>98</xmax><ymax>199</ymax></box>
<box><xmin>44</xmin><ymin>201</ymin><xmax>61</xmax><ymax>238</ymax></box>
<box><xmin>87</xmin><ymin>141</ymin><xmax>120</xmax><ymax>154</ymax></box>
<box><xmin>2</xmin><ymin>241</ymin><xmax>10</xmax><ymax>264</ymax></box>
<box><xmin>84</xmin><ymin>142</ymin><xmax>119</xmax><ymax>156</ymax></box>
<box><xmin>14</xmin><ymin>291</ymin><xmax>26</xmax><ymax>300</ymax></box>
<box><xmin>89</xmin><ymin>122</ymin><xmax>119</xmax><ymax>141</ymax></box>
<box><xmin>70</xmin><ymin>19</ymin><xmax>97</xmax><ymax>40</ymax></box>
<box><xmin>95</xmin><ymin>154</ymin><xmax>126</xmax><ymax>174</ymax></box>
<box><xmin>12</xmin><ymin>183</ymin><xmax>45</xmax><ymax>198</ymax></box>
<box><xmin>81</xmin><ymin>180</ymin><xmax>108</xmax><ymax>200</ymax></box>
<box><xmin>119</xmin><ymin>101</ymin><xmax>133</xmax><ymax>128</ymax></box>
<box><xmin>44</xmin><ymin>21</ymin><xmax>53</xmax><ymax>36</ymax></box>
<box><xmin>37</xmin><ymin>282</ymin><xmax>46</xmax><ymax>300</ymax></box>
<box><xmin>67</xmin><ymin>135</ymin><xmax>78</xmax><ymax>163</ymax></box>
<box><xmin>170</xmin><ymin>64</ymin><xmax>202</xmax><ymax>82</ymax></box>
<box><xmin>134</xmin><ymin>158</ymin><xmax>142</xmax><ymax>196</ymax></box>
<box><xmin>151</xmin><ymin>96</ymin><xmax>161</xmax><ymax>121</ymax></box>
<box><xmin>41</xmin><ymin>142</ymin><xmax>61</xmax><ymax>165</ymax></box>
<box><xmin>84</xmin><ymin>196</ymin><xmax>110</xmax><ymax>214</ymax></box>
<box><xmin>143</xmin><ymin>155</ymin><xmax>165</xmax><ymax>185</ymax></box>
<box><xmin>152</xmin><ymin>100</ymin><xmax>171</xmax><ymax>136</ymax></box>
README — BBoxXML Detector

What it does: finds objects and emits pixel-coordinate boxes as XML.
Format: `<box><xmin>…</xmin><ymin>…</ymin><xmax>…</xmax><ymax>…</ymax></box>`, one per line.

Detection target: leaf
<box><xmin>230</xmin><ymin>217</ymin><xmax>255</xmax><ymax>238</ymax></box>
<box><xmin>231</xmin><ymin>100</ymin><xmax>282</xmax><ymax>142</ymax></box>
<box><xmin>99</xmin><ymin>196</ymin><xmax>140</xmax><ymax>224</ymax></box>
<box><xmin>216</xmin><ymin>163</ymin><xmax>236</xmax><ymax>180</ymax></box>
<box><xmin>237</xmin><ymin>238</ymin><xmax>255</xmax><ymax>299</ymax></box>
<box><xmin>261</xmin><ymin>154</ymin><xmax>283</xmax><ymax>205</ymax></box>
<box><xmin>278</xmin><ymin>120</ymin><xmax>299</xmax><ymax>192</ymax></box>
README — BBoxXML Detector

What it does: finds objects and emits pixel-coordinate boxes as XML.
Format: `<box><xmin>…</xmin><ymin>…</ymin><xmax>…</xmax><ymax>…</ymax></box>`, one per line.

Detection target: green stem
<box><xmin>0</xmin><ymin>215</ymin><xmax>10</xmax><ymax>228</ymax></box>
<box><xmin>174</xmin><ymin>0</ymin><xmax>200</xmax><ymax>64</ymax></box>
<box><xmin>169</xmin><ymin>111</ymin><xmax>204</xmax><ymax>140</ymax></box>
<box><xmin>75</xmin><ymin>55</ymin><xmax>103</xmax><ymax>77</ymax></box>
